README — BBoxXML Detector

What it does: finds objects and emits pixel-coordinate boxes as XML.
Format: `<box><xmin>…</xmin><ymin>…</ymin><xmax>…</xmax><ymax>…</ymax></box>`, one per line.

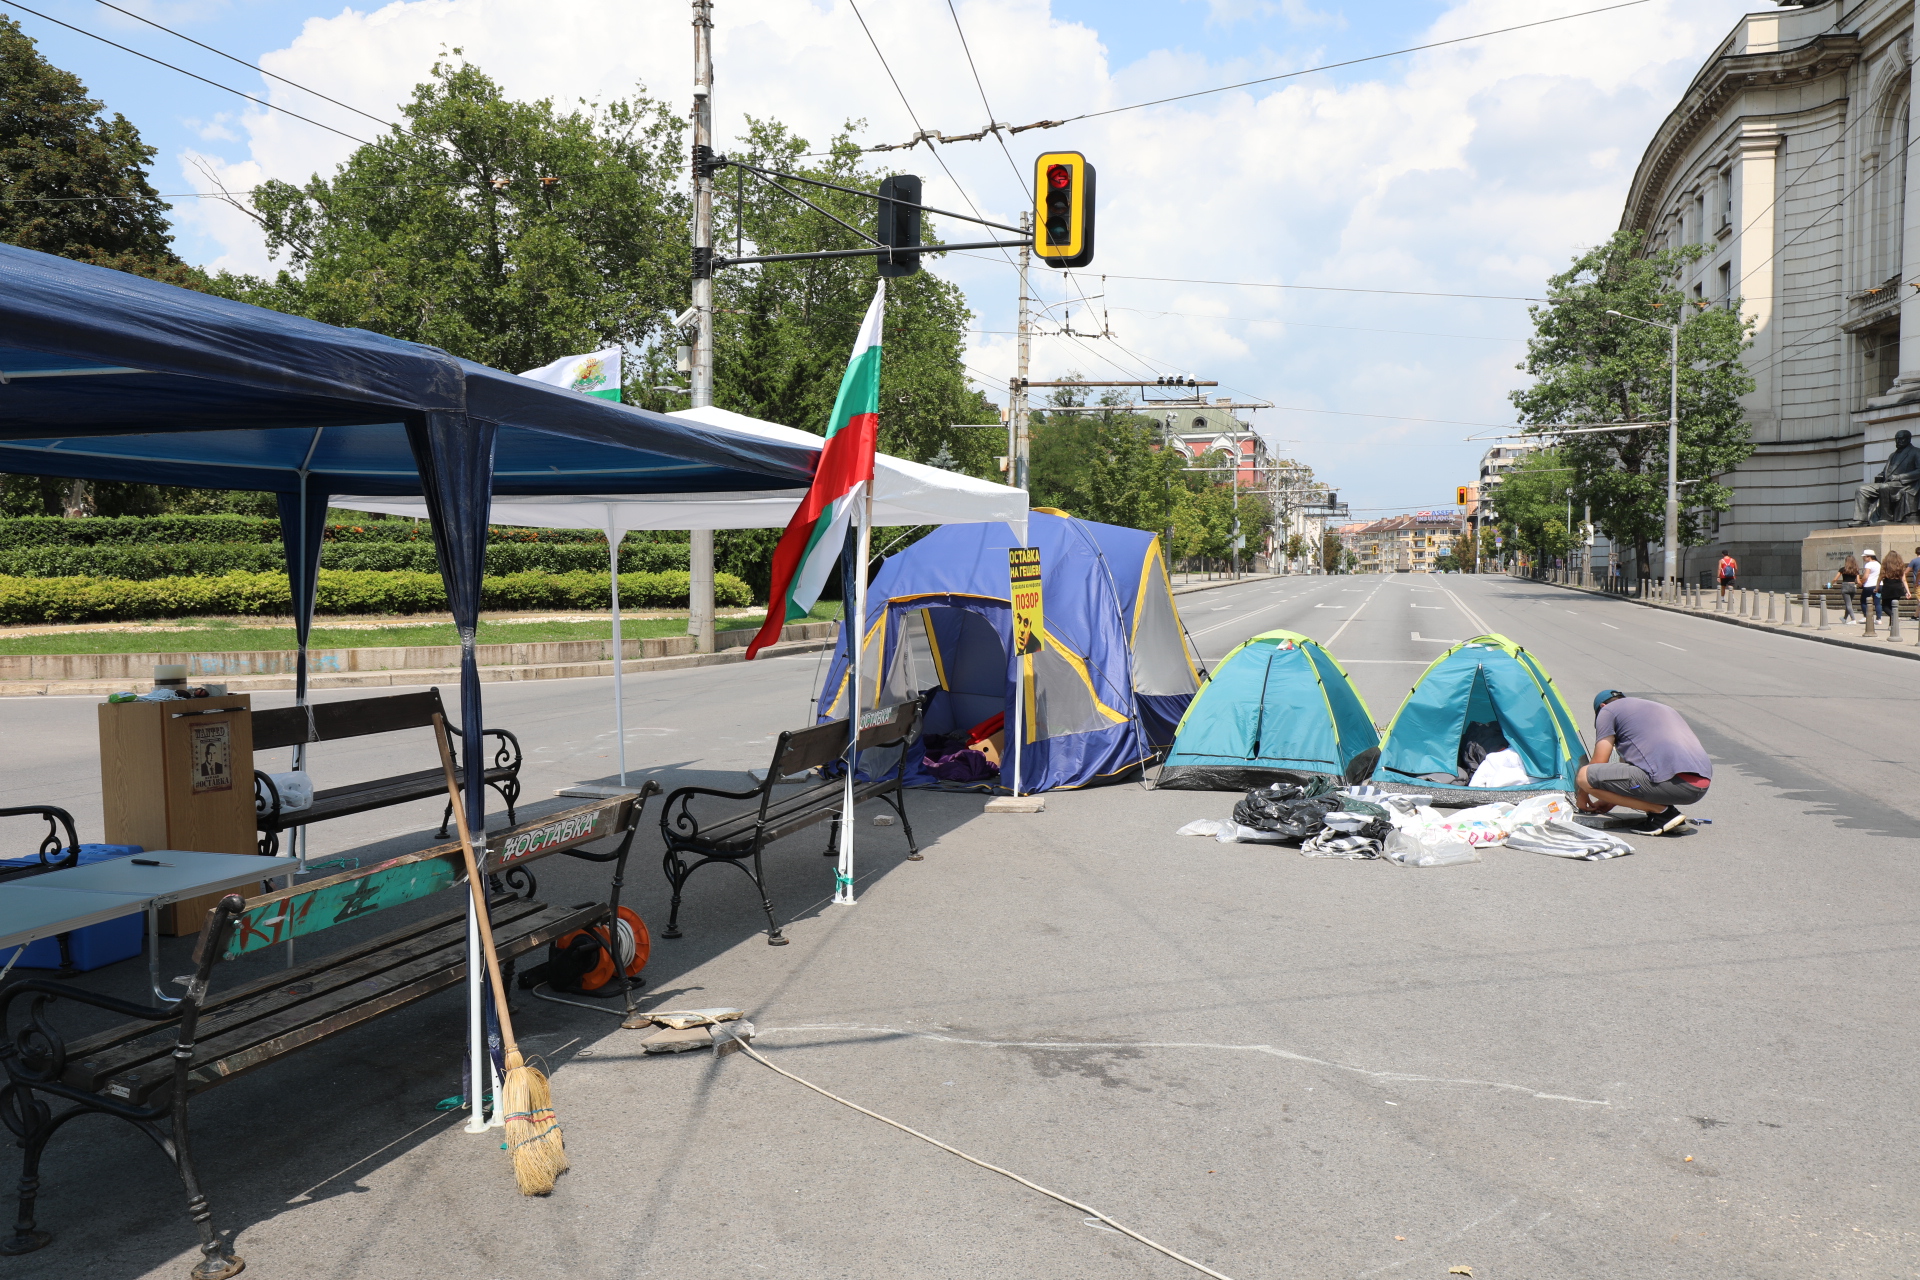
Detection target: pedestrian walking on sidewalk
<box><xmin>1575</xmin><ymin>691</ymin><xmax>1711</xmax><ymax>836</ymax></box>
<box><xmin>1717</xmin><ymin>552</ymin><xmax>1738</xmax><ymax>604</ymax></box>
<box><xmin>1862</xmin><ymin>550</ymin><xmax>1884</xmax><ymax>622</ymax></box>
<box><xmin>1831</xmin><ymin>556</ymin><xmax>1861</xmax><ymax>622</ymax></box>
<box><xmin>1881</xmin><ymin>550</ymin><xmax>1909</xmax><ymax>627</ymax></box>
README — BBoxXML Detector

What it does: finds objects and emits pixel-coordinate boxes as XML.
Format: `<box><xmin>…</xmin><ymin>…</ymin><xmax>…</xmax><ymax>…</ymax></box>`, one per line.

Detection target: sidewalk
<box><xmin>1526</xmin><ymin>574</ymin><xmax>1920</xmax><ymax>663</ymax></box>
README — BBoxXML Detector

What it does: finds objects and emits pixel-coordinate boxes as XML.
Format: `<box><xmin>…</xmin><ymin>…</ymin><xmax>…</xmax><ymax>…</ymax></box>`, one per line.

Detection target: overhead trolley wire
<box><xmin>943</xmin><ymin>0</ymin><xmax>1031</xmax><ymax>201</ymax></box>
<box><xmin>8</xmin><ymin>1</ymin><xmax>375</xmax><ymax>147</ymax></box>
<box><xmin>834</xmin><ymin>0</ymin><xmax>1652</xmax><ymax>154</ymax></box>
<box><xmin>89</xmin><ymin>0</ymin><xmax>398</xmax><ymax>129</ymax></box>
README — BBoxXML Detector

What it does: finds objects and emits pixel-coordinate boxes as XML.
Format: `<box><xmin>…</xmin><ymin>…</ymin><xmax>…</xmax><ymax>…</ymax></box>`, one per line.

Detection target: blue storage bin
<box><xmin>4</xmin><ymin>844</ymin><xmax>146</xmax><ymax>973</ymax></box>
<box><xmin>15</xmin><ymin>910</ymin><xmax>144</xmax><ymax>972</ymax></box>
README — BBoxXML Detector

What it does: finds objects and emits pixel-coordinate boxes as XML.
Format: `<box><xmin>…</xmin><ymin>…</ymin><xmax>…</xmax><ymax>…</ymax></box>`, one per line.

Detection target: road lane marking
<box><xmin>1435</xmin><ymin>583</ymin><xmax>1491</xmax><ymax>635</ymax></box>
<box><xmin>1326</xmin><ymin>579</ymin><xmax>1389</xmax><ymax>645</ymax></box>
<box><xmin>1344</xmin><ymin>659</ymin><xmax>1428</xmax><ymax>664</ymax></box>
<box><xmin>1315</xmin><ymin>603</ymin><xmax>1343</xmax><ymax>608</ymax></box>
<box><xmin>1601</xmin><ymin>622</ymin><xmax>1618</xmax><ymax>630</ymax></box>
<box><xmin>1411</xmin><ymin>632</ymin><xmax>1459</xmax><ymax>643</ymax></box>
<box><xmin>1658</xmin><ymin>641</ymin><xmax>1685</xmax><ymax>650</ymax></box>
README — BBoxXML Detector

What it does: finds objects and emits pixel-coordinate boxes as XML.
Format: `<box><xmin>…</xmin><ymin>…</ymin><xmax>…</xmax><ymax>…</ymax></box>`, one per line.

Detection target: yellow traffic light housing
<box><xmin>1457</xmin><ymin>486</ymin><xmax>1471</xmax><ymax>506</ymax></box>
<box><xmin>1034</xmin><ymin>152</ymin><xmax>1095</xmax><ymax>268</ymax></box>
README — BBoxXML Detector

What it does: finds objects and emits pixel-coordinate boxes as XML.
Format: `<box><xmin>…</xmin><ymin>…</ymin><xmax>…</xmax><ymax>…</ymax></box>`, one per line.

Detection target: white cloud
<box><xmin>180</xmin><ymin>0</ymin><xmax>1759</xmax><ymax>508</ymax></box>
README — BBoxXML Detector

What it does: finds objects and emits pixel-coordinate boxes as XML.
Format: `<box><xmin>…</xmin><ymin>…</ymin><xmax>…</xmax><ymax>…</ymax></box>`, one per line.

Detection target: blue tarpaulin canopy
<box><xmin>0</xmin><ymin>243</ymin><xmax>820</xmax><ymax>1119</ymax></box>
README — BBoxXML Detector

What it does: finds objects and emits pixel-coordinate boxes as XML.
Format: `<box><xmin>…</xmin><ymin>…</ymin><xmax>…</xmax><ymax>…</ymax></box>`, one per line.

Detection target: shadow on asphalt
<box><xmin>0</xmin><ymin>766</ymin><xmax>991</xmax><ymax>1279</ymax></box>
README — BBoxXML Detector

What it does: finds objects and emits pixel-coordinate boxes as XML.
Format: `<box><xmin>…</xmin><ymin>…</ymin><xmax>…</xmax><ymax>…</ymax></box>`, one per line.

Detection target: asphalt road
<box><xmin>4</xmin><ymin>572</ymin><xmax>1917</xmax><ymax>1280</ymax></box>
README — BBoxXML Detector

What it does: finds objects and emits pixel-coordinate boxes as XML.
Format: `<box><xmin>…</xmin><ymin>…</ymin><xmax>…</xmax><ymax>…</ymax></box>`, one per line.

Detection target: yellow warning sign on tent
<box><xmin>1009</xmin><ymin>546</ymin><xmax>1043</xmax><ymax>655</ymax></box>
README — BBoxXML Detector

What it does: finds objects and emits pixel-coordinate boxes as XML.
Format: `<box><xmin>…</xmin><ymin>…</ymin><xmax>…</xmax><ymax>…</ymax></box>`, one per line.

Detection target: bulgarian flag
<box><xmin>745</xmin><ymin>282</ymin><xmax>885</xmax><ymax>659</ymax></box>
<box><xmin>519</xmin><ymin>347</ymin><xmax>622</xmax><ymax>401</ymax></box>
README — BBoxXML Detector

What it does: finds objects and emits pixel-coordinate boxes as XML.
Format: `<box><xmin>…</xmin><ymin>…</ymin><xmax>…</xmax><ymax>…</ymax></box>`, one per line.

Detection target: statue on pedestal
<box><xmin>1851</xmin><ymin>429</ymin><xmax>1920</xmax><ymax>525</ymax></box>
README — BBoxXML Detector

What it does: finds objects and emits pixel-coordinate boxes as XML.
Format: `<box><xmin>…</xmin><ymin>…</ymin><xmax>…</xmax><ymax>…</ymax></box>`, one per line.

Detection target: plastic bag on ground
<box><xmin>1301</xmin><ymin>829</ymin><xmax>1381</xmax><ymax>859</ymax></box>
<box><xmin>1383</xmin><ymin>827</ymin><xmax>1480</xmax><ymax>867</ymax></box>
<box><xmin>1467</xmin><ymin>749</ymin><xmax>1530</xmax><ymax>789</ymax></box>
<box><xmin>1176</xmin><ymin>818</ymin><xmax>1227</xmax><ymax>838</ymax></box>
<box><xmin>1507</xmin><ymin>793</ymin><xmax>1578</xmax><ymax>827</ymax></box>
<box><xmin>1435</xmin><ymin>801</ymin><xmax>1515</xmax><ymax>847</ymax></box>
<box><xmin>264</xmin><ymin>770</ymin><xmax>313</xmax><ymax>812</ymax></box>
<box><xmin>1215</xmin><ymin>822</ymin><xmax>1288</xmax><ymax>844</ymax></box>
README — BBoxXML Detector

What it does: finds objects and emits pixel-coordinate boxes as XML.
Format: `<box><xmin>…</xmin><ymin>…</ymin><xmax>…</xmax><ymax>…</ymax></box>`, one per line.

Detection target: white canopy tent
<box><xmin>334</xmin><ymin>404</ymin><xmax>1028</xmax><ymax>782</ymax></box>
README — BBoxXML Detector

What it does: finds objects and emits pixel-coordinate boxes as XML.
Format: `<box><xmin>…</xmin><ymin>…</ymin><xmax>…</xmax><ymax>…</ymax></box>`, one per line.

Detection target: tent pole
<box><xmin>608</xmin><ymin>509</ymin><xmax>627</xmax><ymax>785</ymax></box>
<box><xmin>834</xmin><ymin>486</ymin><xmax>870</xmax><ymax>907</ymax></box>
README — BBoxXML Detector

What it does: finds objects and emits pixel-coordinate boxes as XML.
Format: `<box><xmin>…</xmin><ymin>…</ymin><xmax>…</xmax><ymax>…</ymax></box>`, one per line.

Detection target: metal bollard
<box><xmin>1767</xmin><ymin>592</ymin><xmax>1776</xmax><ymax>623</ymax></box>
<box><xmin>1893</xmin><ymin>602</ymin><xmax>1904</xmax><ymax>642</ymax></box>
<box><xmin>1800</xmin><ymin>592</ymin><xmax>1809</xmax><ymax>626</ymax></box>
<box><xmin>1865</xmin><ymin>601</ymin><xmax>1877</xmax><ymax>637</ymax></box>
<box><xmin>1819</xmin><ymin>595</ymin><xmax>1830</xmax><ymax>630</ymax></box>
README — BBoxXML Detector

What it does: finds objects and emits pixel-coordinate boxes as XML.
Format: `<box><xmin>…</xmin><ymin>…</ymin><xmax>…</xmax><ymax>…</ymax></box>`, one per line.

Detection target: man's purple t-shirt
<box><xmin>1595</xmin><ymin>697</ymin><xmax>1711</xmax><ymax>784</ymax></box>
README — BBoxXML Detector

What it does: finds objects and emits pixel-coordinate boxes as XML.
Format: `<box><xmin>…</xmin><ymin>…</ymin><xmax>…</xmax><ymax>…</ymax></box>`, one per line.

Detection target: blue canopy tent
<box><xmin>814</xmin><ymin>510</ymin><xmax>1199</xmax><ymax>792</ymax></box>
<box><xmin>0</xmin><ymin>243</ymin><xmax>817</xmax><ymax>1127</ymax></box>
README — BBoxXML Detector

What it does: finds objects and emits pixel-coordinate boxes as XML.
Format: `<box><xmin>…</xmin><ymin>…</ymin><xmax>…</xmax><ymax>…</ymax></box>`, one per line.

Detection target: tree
<box><xmin>1510</xmin><ymin>229</ymin><xmax>1754</xmax><ymax>579</ymax></box>
<box><xmin>1030</xmin><ymin>382</ymin><xmax>1190</xmax><ymax>535</ymax></box>
<box><xmin>236</xmin><ymin>57</ymin><xmax>689</xmax><ymax>374</ymax></box>
<box><xmin>0</xmin><ymin>15</ymin><xmax>198</xmax><ymax>285</ymax></box>
<box><xmin>1485</xmin><ymin>453</ymin><xmax>1577</xmax><ymax>565</ymax></box>
<box><xmin>697</xmin><ymin>120</ymin><xmax>1000</xmax><ymax>472</ymax></box>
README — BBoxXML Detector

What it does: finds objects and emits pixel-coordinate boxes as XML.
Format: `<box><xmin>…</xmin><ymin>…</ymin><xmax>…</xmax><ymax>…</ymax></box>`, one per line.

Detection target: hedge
<box><xmin>0</xmin><ymin>514</ymin><xmax>612</xmax><ymax>549</ymax></box>
<box><xmin>0</xmin><ymin>569</ymin><xmax>752</xmax><ymax>625</ymax></box>
<box><xmin>0</xmin><ymin>540</ymin><xmax>694</xmax><ymax>580</ymax></box>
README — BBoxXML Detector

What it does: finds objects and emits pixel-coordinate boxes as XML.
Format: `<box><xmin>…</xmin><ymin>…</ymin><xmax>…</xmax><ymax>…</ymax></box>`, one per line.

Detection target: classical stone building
<box><xmin>1619</xmin><ymin>0</ymin><xmax>1920</xmax><ymax>587</ymax></box>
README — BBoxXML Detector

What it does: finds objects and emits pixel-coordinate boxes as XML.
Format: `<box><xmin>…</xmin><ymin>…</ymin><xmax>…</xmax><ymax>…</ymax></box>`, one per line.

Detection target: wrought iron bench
<box><xmin>253</xmin><ymin>688</ymin><xmax>521</xmax><ymax>856</ymax></box>
<box><xmin>0</xmin><ymin>786</ymin><xmax>657</xmax><ymax>1278</ymax></box>
<box><xmin>0</xmin><ymin>807</ymin><xmax>79</xmax><ymax>885</ymax></box>
<box><xmin>659</xmin><ymin>701</ymin><xmax>921</xmax><ymax>946</ymax></box>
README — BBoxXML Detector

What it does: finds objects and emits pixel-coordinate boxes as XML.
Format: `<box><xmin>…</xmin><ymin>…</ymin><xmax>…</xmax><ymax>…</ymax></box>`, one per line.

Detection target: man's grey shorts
<box><xmin>1585</xmin><ymin>761</ymin><xmax>1707</xmax><ymax>806</ymax></box>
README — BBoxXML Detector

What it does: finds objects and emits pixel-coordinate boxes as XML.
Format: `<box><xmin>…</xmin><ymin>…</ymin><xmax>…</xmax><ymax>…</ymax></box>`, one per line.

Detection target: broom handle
<box><xmin>433</xmin><ymin>713</ymin><xmax>520</xmax><ymax>1062</ymax></box>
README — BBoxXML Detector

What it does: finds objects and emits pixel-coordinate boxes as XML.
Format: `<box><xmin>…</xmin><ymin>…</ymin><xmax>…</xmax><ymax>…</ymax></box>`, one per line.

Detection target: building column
<box><xmin>1733</xmin><ymin>132</ymin><xmax>1783</xmax><ymax>437</ymax></box>
<box><xmin>1885</xmin><ymin>43</ymin><xmax>1920</xmax><ymax>396</ymax></box>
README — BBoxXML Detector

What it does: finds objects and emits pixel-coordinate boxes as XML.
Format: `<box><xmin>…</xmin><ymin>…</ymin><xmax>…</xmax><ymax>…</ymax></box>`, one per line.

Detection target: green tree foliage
<box><xmin>1029</xmin><ymin>384</ymin><xmax>1189</xmax><ymax>535</ymax></box>
<box><xmin>690</xmin><ymin>120</ymin><xmax>999</xmax><ymax>472</ymax></box>
<box><xmin>1510</xmin><ymin>229</ymin><xmax>1754</xmax><ymax>577</ymax></box>
<box><xmin>235</xmin><ymin>57</ymin><xmax>689</xmax><ymax>373</ymax></box>
<box><xmin>0</xmin><ymin>14</ymin><xmax>198</xmax><ymax>285</ymax></box>
<box><xmin>1486</xmin><ymin>452</ymin><xmax>1577</xmax><ymax>565</ymax></box>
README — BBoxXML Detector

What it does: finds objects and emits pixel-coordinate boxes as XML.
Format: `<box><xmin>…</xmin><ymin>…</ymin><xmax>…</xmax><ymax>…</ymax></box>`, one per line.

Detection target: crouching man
<box><xmin>1575</xmin><ymin>690</ymin><xmax>1711</xmax><ymax>835</ymax></box>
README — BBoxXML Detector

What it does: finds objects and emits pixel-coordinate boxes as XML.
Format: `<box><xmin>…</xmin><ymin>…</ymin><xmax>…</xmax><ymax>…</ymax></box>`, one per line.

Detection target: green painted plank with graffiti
<box><xmin>222</xmin><ymin>795</ymin><xmax>637</xmax><ymax>959</ymax></box>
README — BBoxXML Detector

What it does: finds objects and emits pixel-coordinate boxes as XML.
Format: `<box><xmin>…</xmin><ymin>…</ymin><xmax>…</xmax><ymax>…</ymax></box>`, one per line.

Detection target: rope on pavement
<box><xmin>734</xmin><ymin>1040</ymin><xmax>1238</xmax><ymax>1280</ymax></box>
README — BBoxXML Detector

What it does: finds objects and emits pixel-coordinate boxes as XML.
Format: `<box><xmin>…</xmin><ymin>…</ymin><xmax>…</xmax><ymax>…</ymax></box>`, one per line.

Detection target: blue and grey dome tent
<box><xmin>815</xmin><ymin>510</ymin><xmax>1200</xmax><ymax>792</ymax></box>
<box><xmin>1373</xmin><ymin>634</ymin><xmax>1588</xmax><ymax>805</ymax></box>
<box><xmin>1155</xmin><ymin>629</ymin><xmax>1378</xmax><ymax>790</ymax></box>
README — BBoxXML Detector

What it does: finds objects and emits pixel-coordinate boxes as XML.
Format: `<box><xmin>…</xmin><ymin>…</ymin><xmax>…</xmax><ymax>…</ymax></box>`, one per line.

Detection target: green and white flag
<box><xmin>519</xmin><ymin>347</ymin><xmax>622</xmax><ymax>401</ymax></box>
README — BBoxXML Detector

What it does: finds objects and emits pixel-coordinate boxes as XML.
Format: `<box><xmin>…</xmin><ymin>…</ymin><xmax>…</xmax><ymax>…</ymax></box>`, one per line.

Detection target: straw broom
<box><xmin>433</xmin><ymin>713</ymin><xmax>568</xmax><ymax>1195</ymax></box>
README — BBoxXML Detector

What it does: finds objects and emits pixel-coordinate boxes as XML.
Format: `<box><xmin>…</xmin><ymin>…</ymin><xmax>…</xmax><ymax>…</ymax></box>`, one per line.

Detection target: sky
<box><xmin>9</xmin><ymin>0</ymin><xmax>1768</xmax><ymax>518</ymax></box>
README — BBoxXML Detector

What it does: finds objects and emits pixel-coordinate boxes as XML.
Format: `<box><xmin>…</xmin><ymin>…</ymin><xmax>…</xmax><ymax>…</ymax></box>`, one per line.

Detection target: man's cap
<box><xmin>1593</xmin><ymin>689</ymin><xmax>1625</xmax><ymax>714</ymax></box>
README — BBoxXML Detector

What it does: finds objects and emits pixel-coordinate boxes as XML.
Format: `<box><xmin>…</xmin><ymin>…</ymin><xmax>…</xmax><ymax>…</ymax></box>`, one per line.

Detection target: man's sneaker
<box><xmin>1635</xmin><ymin>806</ymin><xmax>1688</xmax><ymax>836</ymax></box>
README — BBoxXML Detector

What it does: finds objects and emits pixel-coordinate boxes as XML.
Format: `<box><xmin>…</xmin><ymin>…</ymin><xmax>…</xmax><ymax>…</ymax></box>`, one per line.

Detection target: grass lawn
<box><xmin>0</xmin><ymin>603</ymin><xmax>842</xmax><ymax>656</ymax></box>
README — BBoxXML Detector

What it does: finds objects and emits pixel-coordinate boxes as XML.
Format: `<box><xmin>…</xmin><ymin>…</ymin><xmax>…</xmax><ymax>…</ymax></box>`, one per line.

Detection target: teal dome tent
<box><xmin>1373</xmin><ymin>634</ymin><xmax>1588</xmax><ymax>806</ymax></box>
<box><xmin>1156</xmin><ymin>629</ymin><xmax>1379</xmax><ymax>790</ymax></box>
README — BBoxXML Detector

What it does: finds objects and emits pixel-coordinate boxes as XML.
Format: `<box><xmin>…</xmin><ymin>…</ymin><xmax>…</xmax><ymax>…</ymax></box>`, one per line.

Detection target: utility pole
<box><xmin>1012</xmin><ymin>211</ymin><xmax>1032</xmax><ymax>490</ymax></box>
<box><xmin>686</xmin><ymin>0</ymin><xmax>717</xmax><ymax>653</ymax></box>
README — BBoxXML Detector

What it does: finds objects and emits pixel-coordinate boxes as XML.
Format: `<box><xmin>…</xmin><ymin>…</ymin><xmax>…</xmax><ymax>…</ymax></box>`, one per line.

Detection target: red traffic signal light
<box><xmin>1034</xmin><ymin>152</ymin><xmax>1094</xmax><ymax>268</ymax></box>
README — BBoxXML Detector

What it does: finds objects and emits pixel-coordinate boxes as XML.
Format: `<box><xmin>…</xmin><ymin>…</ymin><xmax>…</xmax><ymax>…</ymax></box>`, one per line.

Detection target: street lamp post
<box><xmin>1606</xmin><ymin>308</ymin><xmax>1680</xmax><ymax>587</ymax></box>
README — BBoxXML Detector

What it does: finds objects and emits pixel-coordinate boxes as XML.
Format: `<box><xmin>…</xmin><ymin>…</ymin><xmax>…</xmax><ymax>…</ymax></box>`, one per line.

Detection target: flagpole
<box><xmin>835</xmin><ymin>484</ymin><xmax>870</xmax><ymax>906</ymax></box>
<box><xmin>607</xmin><ymin>507</ymin><xmax>627</xmax><ymax>786</ymax></box>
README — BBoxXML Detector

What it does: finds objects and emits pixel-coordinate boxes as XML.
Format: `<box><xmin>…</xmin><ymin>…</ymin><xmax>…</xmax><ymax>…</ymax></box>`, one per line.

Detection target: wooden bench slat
<box><xmin>251</xmin><ymin>690</ymin><xmax>444</xmax><ymax>751</ymax></box>
<box><xmin>94</xmin><ymin>899</ymin><xmax>583</xmax><ymax>1105</ymax></box>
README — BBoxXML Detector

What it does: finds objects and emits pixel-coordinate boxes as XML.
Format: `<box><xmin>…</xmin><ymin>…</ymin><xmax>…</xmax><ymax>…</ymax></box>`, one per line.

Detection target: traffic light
<box><xmin>877</xmin><ymin>174</ymin><xmax>922</xmax><ymax>277</ymax></box>
<box><xmin>1457</xmin><ymin>486</ymin><xmax>1471</xmax><ymax>505</ymax></box>
<box><xmin>1034</xmin><ymin>152</ymin><xmax>1095</xmax><ymax>268</ymax></box>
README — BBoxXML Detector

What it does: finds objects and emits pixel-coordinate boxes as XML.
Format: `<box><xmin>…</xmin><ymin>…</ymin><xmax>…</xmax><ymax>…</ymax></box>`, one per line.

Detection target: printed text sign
<box><xmin>1009</xmin><ymin>547</ymin><xmax>1043</xmax><ymax>656</ymax></box>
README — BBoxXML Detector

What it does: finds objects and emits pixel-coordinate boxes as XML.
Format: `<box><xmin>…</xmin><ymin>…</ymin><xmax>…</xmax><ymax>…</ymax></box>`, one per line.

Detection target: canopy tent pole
<box><xmin>833</xmin><ymin>488</ymin><xmax>870</xmax><ymax>907</ymax></box>
<box><xmin>406</xmin><ymin>412</ymin><xmax>500</xmax><ymax>1134</ymax></box>
<box><xmin>606</xmin><ymin>508</ymin><xmax>628</xmax><ymax>785</ymax></box>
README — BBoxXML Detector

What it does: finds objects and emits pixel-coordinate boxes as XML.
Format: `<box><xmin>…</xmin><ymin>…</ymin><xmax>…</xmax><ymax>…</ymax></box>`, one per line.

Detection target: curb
<box><xmin>1171</xmin><ymin>574</ymin><xmax>1284</xmax><ymax>597</ymax></box>
<box><xmin>1522</xmin><ymin>576</ymin><xmax>1920</xmax><ymax>663</ymax></box>
<box><xmin>0</xmin><ymin>636</ymin><xmax>835</xmax><ymax>697</ymax></box>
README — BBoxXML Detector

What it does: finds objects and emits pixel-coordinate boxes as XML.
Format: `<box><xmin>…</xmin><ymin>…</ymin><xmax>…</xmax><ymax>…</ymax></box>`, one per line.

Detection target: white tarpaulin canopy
<box><xmin>335</xmin><ymin>404</ymin><xmax>1028</xmax><ymax>533</ymax></box>
<box><xmin>332</xmin><ymin>404</ymin><xmax>1027</xmax><ymax>783</ymax></box>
